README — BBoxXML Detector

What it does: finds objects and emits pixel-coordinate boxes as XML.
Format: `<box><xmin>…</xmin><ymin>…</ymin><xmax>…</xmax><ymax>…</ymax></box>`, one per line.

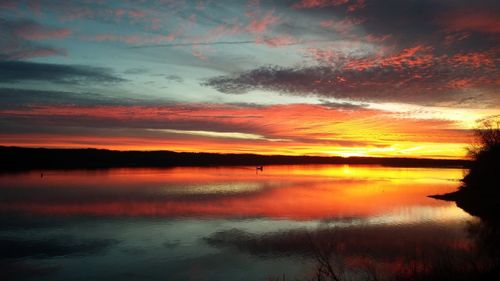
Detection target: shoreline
<box><xmin>0</xmin><ymin>146</ymin><xmax>470</xmax><ymax>171</ymax></box>
<box><xmin>430</xmin><ymin>189</ymin><xmax>500</xmax><ymax>220</ymax></box>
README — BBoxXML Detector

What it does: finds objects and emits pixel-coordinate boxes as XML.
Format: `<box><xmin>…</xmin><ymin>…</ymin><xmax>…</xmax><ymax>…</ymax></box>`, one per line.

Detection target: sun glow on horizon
<box><xmin>0</xmin><ymin>102</ymin><xmax>484</xmax><ymax>159</ymax></box>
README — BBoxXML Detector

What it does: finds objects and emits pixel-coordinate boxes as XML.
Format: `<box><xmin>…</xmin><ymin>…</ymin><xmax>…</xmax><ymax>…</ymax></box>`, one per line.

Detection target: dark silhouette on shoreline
<box><xmin>426</xmin><ymin>120</ymin><xmax>500</xmax><ymax>280</ymax></box>
<box><xmin>0</xmin><ymin>146</ymin><xmax>469</xmax><ymax>171</ymax></box>
<box><xmin>430</xmin><ymin>120</ymin><xmax>500</xmax><ymax>219</ymax></box>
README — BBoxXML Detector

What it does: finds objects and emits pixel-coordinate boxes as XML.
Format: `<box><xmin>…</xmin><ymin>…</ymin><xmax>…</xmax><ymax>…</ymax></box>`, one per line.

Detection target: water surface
<box><xmin>0</xmin><ymin>165</ymin><xmax>473</xmax><ymax>281</ymax></box>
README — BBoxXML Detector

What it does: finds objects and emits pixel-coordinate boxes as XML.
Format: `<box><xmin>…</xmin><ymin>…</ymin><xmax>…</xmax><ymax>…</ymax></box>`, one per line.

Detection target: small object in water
<box><xmin>256</xmin><ymin>166</ymin><xmax>263</xmax><ymax>171</ymax></box>
<box><xmin>40</xmin><ymin>172</ymin><xmax>44</xmax><ymax>178</ymax></box>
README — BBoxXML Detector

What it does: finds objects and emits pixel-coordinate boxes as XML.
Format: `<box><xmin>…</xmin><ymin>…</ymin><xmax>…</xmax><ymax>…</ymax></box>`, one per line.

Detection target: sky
<box><xmin>0</xmin><ymin>0</ymin><xmax>499</xmax><ymax>159</ymax></box>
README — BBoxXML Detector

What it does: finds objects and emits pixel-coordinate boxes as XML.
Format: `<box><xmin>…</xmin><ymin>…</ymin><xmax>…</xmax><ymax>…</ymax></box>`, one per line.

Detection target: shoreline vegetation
<box><xmin>0</xmin><ymin>146</ymin><xmax>470</xmax><ymax>171</ymax></box>
<box><xmin>430</xmin><ymin>120</ymin><xmax>500</xmax><ymax>219</ymax></box>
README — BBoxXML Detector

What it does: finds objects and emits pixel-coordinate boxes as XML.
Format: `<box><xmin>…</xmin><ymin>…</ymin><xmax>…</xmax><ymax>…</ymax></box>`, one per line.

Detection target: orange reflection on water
<box><xmin>0</xmin><ymin>165</ymin><xmax>469</xmax><ymax>221</ymax></box>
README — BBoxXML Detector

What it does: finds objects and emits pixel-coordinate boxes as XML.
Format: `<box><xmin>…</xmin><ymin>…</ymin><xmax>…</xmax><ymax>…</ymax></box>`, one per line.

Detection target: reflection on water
<box><xmin>0</xmin><ymin>165</ymin><xmax>481</xmax><ymax>280</ymax></box>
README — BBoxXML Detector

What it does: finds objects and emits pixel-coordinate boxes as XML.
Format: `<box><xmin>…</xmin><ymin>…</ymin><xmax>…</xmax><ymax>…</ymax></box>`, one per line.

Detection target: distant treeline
<box><xmin>0</xmin><ymin>146</ymin><xmax>470</xmax><ymax>171</ymax></box>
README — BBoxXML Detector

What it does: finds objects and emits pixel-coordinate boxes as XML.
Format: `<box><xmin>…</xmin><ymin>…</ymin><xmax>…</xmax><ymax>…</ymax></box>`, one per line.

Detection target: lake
<box><xmin>0</xmin><ymin>165</ymin><xmax>477</xmax><ymax>281</ymax></box>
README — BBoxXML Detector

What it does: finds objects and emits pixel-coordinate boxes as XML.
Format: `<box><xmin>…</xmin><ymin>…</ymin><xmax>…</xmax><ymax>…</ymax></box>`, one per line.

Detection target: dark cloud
<box><xmin>0</xmin><ymin>235</ymin><xmax>119</xmax><ymax>259</ymax></box>
<box><xmin>319</xmin><ymin>100</ymin><xmax>368</xmax><ymax>109</ymax></box>
<box><xmin>0</xmin><ymin>18</ymin><xmax>68</xmax><ymax>60</ymax></box>
<box><xmin>0</xmin><ymin>88</ymin><xmax>191</xmax><ymax>109</ymax></box>
<box><xmin>165</xmin><ymin>74</ymin><xmax>183</xmax><ymax>83</ymax></box>
<box><xmin>0</xmin><ymin>88</ymin><xmax>122</xmax><ymax>108</ymax></box>
<box><xmin>203</xmin><ymin>53</ymin><xmax>499</xmax><ymax>107</ymax></box>
<box><xmin>281</xmin><ymin>0</ymin><xmax>500</xmax><ymax>50</ymax></box>
<box><xmin>123</xmin><ymin>68</ymin><xmax>149</xmax><ymax>74</ymax></box>
<box><xmin>0</xmin><ymin>106</ymin><xmax>268</xmax><ymax>137</ymax></box>
<box><xmin>0</xmin><ymin>61</ymin><xmax>126</xmax><ymax>84</ymax></box>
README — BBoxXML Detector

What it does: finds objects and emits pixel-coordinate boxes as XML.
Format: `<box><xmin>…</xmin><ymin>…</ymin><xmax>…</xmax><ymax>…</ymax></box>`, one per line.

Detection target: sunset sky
<box><xmin>1</xmin><ymin>0</ymin><xmax>499</xmax><ymax>159</ymax></box>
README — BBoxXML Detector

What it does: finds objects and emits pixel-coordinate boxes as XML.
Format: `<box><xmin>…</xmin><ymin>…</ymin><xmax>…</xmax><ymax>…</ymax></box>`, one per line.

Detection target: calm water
<box><xmin>0</xmin><ymin>165</ymin><xmax>475</xmax><ymax>281</ymax></box>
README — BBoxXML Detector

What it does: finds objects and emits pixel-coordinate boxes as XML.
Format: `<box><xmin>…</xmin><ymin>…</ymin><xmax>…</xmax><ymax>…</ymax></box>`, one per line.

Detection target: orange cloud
<box><xmin>344</xmin><ymin>45</ymin><xmax>435</xmax><ymax>71</ymax></box>
<box><xmin>450</xmin><ymin>51</ymin><xmax>497</xmax><ymax>69</ymax></box>
<box><xmin>0</xmin><ymin>103</ymin><xmax>473</xmax><ymax>158</ymax></box>
<box><xmin>246</xmin><ymin>10</ymin><xmax>279</xmax><ymax>33</ymax></box>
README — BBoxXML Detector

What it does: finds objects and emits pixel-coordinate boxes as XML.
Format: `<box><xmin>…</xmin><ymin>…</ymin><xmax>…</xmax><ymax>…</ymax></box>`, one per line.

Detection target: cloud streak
<box><xmin>129</xmin><ymin>40</ymin><xmax>256</xmax><ymax>48</ymax></box>
<box><xmin>0</xmin><ymin>61</ymin><xmax>125</xmax><ymax>84</ymax></box>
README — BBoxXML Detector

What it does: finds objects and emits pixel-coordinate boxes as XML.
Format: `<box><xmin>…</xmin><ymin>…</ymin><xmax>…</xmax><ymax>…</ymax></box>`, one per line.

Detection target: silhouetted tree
<box><xmin>468</xmin><ymin>119</ymin><xmax>500</xmax><ymax>159</ymax></box>
<box><xmin>455</xmin><ymin>119</ymin><xmax>500</xmax><ymax>219</ymax></box>
<box><xmin>463</xmin><ymin>119</ymin><xmax>500</xmax><ymax>189</ymax></box>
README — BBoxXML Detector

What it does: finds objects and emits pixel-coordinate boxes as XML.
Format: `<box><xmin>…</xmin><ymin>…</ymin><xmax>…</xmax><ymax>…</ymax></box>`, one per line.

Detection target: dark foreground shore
<box><xmin>430</xmin><ymin>143</ymin><xmax>500</xmax><ymax>220</ymax></box>
<box><xmin>430</xmin><ymin>189</ymin><xmax>500</xmax><ymax>220</ymax></box>
<box><xmin>0</xmin><ymin>146</ymin><xmax>469</xmax><ymax>171</ymax></box>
